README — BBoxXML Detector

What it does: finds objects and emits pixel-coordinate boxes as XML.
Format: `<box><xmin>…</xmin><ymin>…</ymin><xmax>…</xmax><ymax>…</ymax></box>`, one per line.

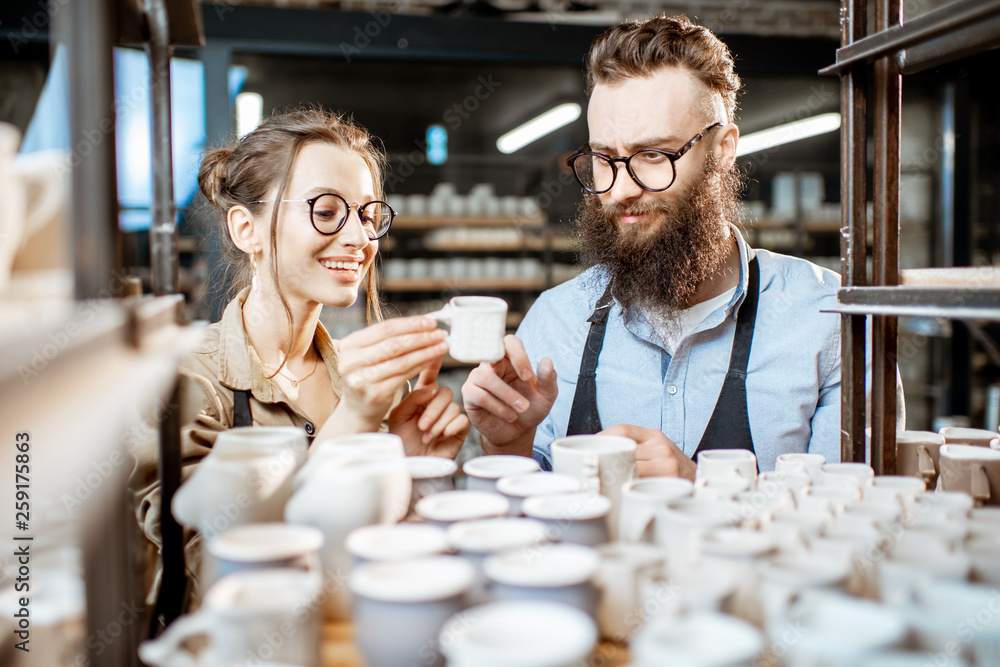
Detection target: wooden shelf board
<box><xmin>391</xmin><ymin>215</ymin><xmax>546</xmax><ymax>230</ymax></box>
<box><xmin>381</xmin><ymin>278</ymin><xmax>546</xmax><ymax>292</ymax></box>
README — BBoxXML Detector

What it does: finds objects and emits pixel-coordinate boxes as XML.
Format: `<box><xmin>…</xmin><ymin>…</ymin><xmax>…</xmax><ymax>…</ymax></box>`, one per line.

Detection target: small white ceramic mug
<box><xmin>439</xmin><ymin>600</ymin><xmax>597</xmax><ymax>667</ymax></box>
<box><xmin>202</xmin><ymin>522</ymin><xmax>323</xmax><ymax>589</ymax></box>
<box><xmin>462</xmin><ymin>455</ymin><xmax>540</xmax><ymax>493</ymax></box>
<box><xmin>550</xmin><ymin>434</ymin><xmax>637</xmax><ymax>540</ymax></box>
<box><xmin>696</xmin><ymin>449</ymin><xmax>758</xmax><ymax>489</ymax></box>
<box><xmin>427</xmin><ymin>296</ymin><xmax>508</xmax><ymax>363</ymax></box>
<box><xmin>138</xmin><ymin>569</ymin><xmax>323</xmax><ymax>667</ymax></box>
<box><xmin>349</xmin><ymin>556</ymin><xmax>476</xmax><ymax>667</ymax></box>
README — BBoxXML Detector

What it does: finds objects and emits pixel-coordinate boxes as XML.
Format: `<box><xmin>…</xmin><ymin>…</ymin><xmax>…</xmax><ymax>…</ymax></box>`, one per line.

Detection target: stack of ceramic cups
<box><xmin>898</xmin><ymin>427</ymin><xmax>1000</xmax><ymax>507</ymax></box>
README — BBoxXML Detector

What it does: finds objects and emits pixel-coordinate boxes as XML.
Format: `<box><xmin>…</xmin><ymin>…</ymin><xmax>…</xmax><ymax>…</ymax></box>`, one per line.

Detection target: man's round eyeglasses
<box><xmin>251</xmin><ymin>193</ymin><xmax>396</xmax><ymax>240</ymax></box>
<box><xmin>566</xmin><ymin>123</ymin><xmax>723</xmax><ymax>194</ymax></box>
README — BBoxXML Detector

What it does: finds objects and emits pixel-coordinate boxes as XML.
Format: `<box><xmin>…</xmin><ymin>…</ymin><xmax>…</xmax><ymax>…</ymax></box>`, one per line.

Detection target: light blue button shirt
<box><xmin>517</xmin><ymin>228</ymin><xmax>843</xmax><ymax>472</ymax></box>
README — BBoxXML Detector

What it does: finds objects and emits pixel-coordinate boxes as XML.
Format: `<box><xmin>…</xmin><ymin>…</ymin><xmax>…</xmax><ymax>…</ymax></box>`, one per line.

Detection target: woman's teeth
<box><xmin>321</xmin><ymin>260</ymin><xmax>360</xmax><ymax>270</ymax></box>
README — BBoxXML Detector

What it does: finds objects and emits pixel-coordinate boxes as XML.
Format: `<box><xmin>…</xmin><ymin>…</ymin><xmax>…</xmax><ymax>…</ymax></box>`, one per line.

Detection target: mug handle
<box><xmin>137</xmin><ymin>612</ymin><xmax>209</xmax><ymax>667</ymax></box>
<box><xmin>972</xmin><ymin>464</ymin><xmax>991</xmax><ymax>504</ymax></box>
<box><xmin>425</xmin><ymin>304</ymin><xmax>452</xmax><ymax>326</ymax></box>
<box><xmin>917</xmin><ymin>445</ymin><xmax>937</xmax><ymax>479</ymax></box>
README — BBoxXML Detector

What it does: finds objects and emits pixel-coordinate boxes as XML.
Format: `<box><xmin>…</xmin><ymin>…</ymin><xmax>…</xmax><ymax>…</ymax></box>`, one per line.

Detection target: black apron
<box><xmin>231</xmin><ymin>389</ymin><xmax>315</xmax><ymax>445</ymax></box>
<box><xmin>565</xmin><ymin>257</ymin><xmax>760</xmax><ymax>461</ymax></box>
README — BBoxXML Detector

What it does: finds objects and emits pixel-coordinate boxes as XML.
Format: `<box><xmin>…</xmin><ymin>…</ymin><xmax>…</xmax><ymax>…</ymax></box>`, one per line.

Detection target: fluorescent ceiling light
<box><xmin>736</xmin><ymin>112</ymin><xmax>841</xmax><ymax>157</ymax></box>
<box><xmin>497</xmin><ymin>103</ymin><xmax>582</xmax><ymax>154</ymax></box>
<box><xmin>236</xmin><ymin>92</ymin><xmax>264</xmax><ymax>138</ymax></box>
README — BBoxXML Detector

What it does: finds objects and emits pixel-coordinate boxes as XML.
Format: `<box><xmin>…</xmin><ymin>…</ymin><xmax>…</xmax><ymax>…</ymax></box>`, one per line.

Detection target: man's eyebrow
<box><xmin>587</xmin><ymin>135</ymin><xmax>685</xmax><ymax>154</ymax></box>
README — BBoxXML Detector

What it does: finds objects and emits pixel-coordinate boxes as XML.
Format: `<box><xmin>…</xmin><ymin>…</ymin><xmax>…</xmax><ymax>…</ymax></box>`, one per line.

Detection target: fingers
<box><xmin>414</xmin><ymin>355</ymin><xmax>442</xmax><ymax>390</ymax></box>
<box><xmin>417</xmin><ymin>385</ymin><xmax>454</xmax><ymax>432</ymax></box>
<box><xmin>422</xmin><ymin>400</ymin><xmax>463</xmax><ymax>444</ymax></box>
<box><xmin>344</xmin><ymin>340</ymin><xmax>447</xmax><ymax>391</ymax></box>
<box><xmin>500</xmin><ymin>335</ymin><xmax>535</xmax><ymax>382</ymax></box>
<box><xmin>463</xmin><ymin>365</ymin><xmax>529</xmax><ymax>422</ymax></box>
<box><xmin>342</xmin><ymin>315</ymin><xmax>439</xmax><ymax>347</ymax></box>
<box><xmin>343</xmin><ymin>329</ymin><xmax>447</xmax><ymax>371</ymax></box>
<box><xmin>535</xmin><ymin>357</ymin><xmax>558</xmax><ymax>399</ymax></box>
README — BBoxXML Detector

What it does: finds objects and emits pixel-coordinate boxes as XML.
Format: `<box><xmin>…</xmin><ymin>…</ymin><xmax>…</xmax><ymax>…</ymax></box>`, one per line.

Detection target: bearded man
<box><xmin>461</xmin><ymin>16</ymin><xmax>845</xmax><ymax>478</ymax></box>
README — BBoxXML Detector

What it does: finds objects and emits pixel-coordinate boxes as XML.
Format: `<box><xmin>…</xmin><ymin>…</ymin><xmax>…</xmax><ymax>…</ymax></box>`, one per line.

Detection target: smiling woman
<box><xmin>131</xmin><ymin>107</ymin><xmax>469</xmax><ymax>601</ymax></box>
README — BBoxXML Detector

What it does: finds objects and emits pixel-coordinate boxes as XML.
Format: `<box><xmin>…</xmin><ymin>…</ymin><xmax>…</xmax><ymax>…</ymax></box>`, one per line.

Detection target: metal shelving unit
<box><xmin>822</xmin><ymin>0</ymin><xmax>1000</xmax><ymax>473</ymax></box>
<box><xmin>0</xmin><ymin>1</ymin><xmax>203</xmax><ymax>664</ymax></box>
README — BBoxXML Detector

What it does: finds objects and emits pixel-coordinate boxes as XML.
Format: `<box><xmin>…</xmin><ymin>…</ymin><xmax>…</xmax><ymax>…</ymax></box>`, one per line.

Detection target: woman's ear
<box><xmin>714</xmin><ymin>122</ymin><xmax>740</xmax><ymax>168</ymax></box>
<box><xmin>227</xmin><ymin>205</ymin><xmax>261</xmax><ymax>255</ymax></box>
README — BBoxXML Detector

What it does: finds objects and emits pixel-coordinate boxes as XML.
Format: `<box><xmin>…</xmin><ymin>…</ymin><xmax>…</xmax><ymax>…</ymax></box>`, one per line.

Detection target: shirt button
<box><xmin>304</xmin><ymin>422</ymin><xmax>315</xmax><ymax>435</ymax></box>
<box><xmin>668</xmin><ymin>385</ymin><xmax>678</xmax><ymax>395</ymax></box>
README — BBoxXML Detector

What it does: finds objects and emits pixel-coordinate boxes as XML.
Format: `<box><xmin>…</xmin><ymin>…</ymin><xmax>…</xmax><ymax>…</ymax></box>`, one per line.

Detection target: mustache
<box><xmin>599</xmin><ymin>198</ymin><xmax>675</xmax><ymax>219</ymax></box>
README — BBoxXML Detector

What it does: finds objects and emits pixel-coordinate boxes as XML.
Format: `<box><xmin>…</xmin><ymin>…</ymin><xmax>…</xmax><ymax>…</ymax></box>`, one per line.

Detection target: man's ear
<box><xmin>714</xmin><ymin>123</ymin><xmax>740</xmax><ymax>168</ymax></box>
<box><xmin>227</xmin><ymin>205</ymin><xmax>261</xmax><ymax>255</ymax></box>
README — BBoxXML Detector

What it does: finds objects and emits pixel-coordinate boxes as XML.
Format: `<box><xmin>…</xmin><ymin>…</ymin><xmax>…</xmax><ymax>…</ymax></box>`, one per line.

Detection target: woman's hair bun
<box><xmin>198</xmin><ymin>146</ymin><xmax>234</xmax><ymax>208</ymax></box>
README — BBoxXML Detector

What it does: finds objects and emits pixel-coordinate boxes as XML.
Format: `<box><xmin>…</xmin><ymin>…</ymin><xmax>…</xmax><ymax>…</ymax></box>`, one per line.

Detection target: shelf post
<box><xmin>59</xmin><ymin>0</ymin><xmax>123</xmax><ymax>298</ymax></box>
<box><xmin>871</xmin><ymin>0</ymin><xmax>902</xmax><ymax>475</ymax></box>
<box><xmin>148</xmin><ymin>0</ymin><xmax>179</xmax><ymax>297</ymax></box>
<box><xmin>840</xmin><ymin>0</ymin><xmax>869</xmax><ymax>465</ymax></box>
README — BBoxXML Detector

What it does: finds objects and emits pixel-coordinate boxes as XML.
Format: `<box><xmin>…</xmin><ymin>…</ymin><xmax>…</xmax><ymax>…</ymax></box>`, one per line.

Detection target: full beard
<box><xmin>575</xmin><ymin>155</ymin><xmax>744</xmax><ymax>334</ymax></box>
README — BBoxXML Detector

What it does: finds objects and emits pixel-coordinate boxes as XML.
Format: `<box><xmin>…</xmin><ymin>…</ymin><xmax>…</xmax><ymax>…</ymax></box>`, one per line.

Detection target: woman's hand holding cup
<box><xmin>330</xmin><ymin>316</ymin><xmax>449</xmax><ymax>433</ymax></box>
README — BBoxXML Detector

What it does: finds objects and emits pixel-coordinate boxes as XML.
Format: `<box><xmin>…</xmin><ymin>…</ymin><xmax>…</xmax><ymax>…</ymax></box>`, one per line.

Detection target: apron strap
<box><xmin>232</xmin><ymin>389</ymin><xmax>253</xmax><ymax>428</ymax></box>
<box><xmin>693</xmin><ymin>256</ymin><xmax>761</xmax><ymax>462</ymax></box>
<box><xmin>565</xmin><ymin>281</ymin><xmax>615</xmax><ymax>436</ymax></box>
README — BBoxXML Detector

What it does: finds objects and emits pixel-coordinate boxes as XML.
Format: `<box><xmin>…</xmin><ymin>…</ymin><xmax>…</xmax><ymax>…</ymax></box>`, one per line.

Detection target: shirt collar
<box><xmin>216</xmin><ymin>287</ymin><xmax>342</xmax><ymax>404</ymax></box>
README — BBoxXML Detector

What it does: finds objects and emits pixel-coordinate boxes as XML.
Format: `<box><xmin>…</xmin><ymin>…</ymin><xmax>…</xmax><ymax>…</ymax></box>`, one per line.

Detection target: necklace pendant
<box><xmin>290</xmin><ymin>379</ymin><xmax>298</xmax><ymax>388</ymax></box>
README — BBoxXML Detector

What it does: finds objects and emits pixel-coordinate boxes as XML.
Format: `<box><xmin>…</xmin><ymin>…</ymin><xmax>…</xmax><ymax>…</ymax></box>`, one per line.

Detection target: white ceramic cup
<box><xmin>415</xmin><ymin>490</ymin><xmax>510</xmax><ymax>526</ymax></box>
<box><xmin>550</xmin><ymin>435</ymin><xmax>637</xmax><ymax>540</ymax></box>
<box><xmin>439</xmin><ymin>600</ymin><xmax>598</xmax><ymax>667</ymax></box>
<box><xmin>696</xmin><ymin>449</ymin><xmax>758</xmax><ymax>489</ymax></box>
<box><xmin>484</xmin><ymin>543</ymin><xmax>600</xmax><ymax>618</ymax></box>
<box><xmin>522</xmin><ymin>492</ymin><xmax>613</xmax><ymax>546</ymax></box>
<box><xmin>407</xmin><ymin>456</ymin><xmax>458</xmax><ymax>514</ymax></box>
<box><xmin>939</xmin><ymin>444</ymin><xmax>1000</xmax><ymax>506</ymax></box>
<box><xmin>940</xmin><ymin>426</ymin><xmax>999</xmax><ymax>448</ymax></box>
<box><xmin>618</xmin><ymin>477</ymin><xmax>694</xmax><ymax>543</ymax></box>
<box><xmin>202</xmin><ymin>522</ymin><xmax>323</xmax><ymax>589</ymax></box>
<box><xmin>594</xmin><ymin>542</ymin><xmax>666</xmax><ymax>643</ymax></box>
<box><xmin>138</xmin><ymin>569</ymin><xmax>323</xmax><ymax>667</ymax></box>
<box><xmin>775</xmin><ymin>452</ymin><xmax>826</xmax><ymax>482</ymax></box>
<box><xmin>462</xmin><ymin>455</ymin><xmax>540</xmax><ymax>493</ymax></box>
<box><xmin>782</xmin><ymin>592</ymin><xmax>907</xmax><ymax>666</ymax></box>
<box><xmin>294</xmin><ymin>433</ymin><xmax>411</xmax><ymax>522</ymax></box>
<box><xmin>172</xmin><ymin>446</ymin><xmax>298</xmax><ymax>539</ymax></box>
<box><xmin>349</xmin><ymin>556</ymin><xmax>476</xmax><ymax>667</ymax></box>
<box><xmin>214</xmin><ymin>425</ymin><xmax>308</xmax><ymax>471</ymax></box>
<box><xmin>495</xmin><ymin>472</ymin><xmax>582</xmax><ymax>516</ymax></box>
<box><xmin>447</xmin><ymin>517</ymin><xmax>549</xmax><ymax>605</ymax></box>
<box><xmin>346</xmin><ymin>523</ymin><xmax>450</xmax><ymax>564</ymax></box>
<box><xmin>756</xmin><ymin>553</ymin><xmax>852</xmax><ymax>635</ymax></box>
<box><xmin>629</xmin><ymin>611</ymin><xmax>764</xmax><ymax>667</ymax></box>
<box><xmin>896</xmin><ymin>430</ymin><xmax>946</xmax><ymax>487</ymax></box>
<box><xmin>427</xmin><ymin>296</ymin><xmax>508</xmax><ymax>363</ymax></box>
<box><xmin>653</xmin><ymin>499</ymin><xmax>743</xmax><ymax>569</ymax></box>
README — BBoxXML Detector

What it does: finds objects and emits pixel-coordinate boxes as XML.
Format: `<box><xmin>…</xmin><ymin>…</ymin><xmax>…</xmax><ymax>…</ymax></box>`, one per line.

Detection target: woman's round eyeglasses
<box><xmin>566</xmin><ymin>123</ymin><xmax>723</xmax><ymax>194</ymax></box>
<box><xmin>251</xmin><ymin>193</ymin><xmax>396</xmax><ymax>240</ymax></box>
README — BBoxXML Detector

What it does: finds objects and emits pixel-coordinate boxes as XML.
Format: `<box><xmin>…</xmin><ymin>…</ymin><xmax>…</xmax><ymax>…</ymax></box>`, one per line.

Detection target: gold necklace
<box><xmin>242</xmin><ymin>304</ymin><xmax>321</xmax><ymax>388</ymax></box>
<box><xmin>248</xmin><ymin>343</ymin><xmax>321</xmax><ymax>388</ymax></box>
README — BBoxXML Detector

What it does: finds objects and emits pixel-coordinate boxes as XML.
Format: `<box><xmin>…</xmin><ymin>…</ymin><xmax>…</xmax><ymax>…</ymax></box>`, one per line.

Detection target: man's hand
<box><xmin>461</xmin><ymin>335</ymin><xmax>558</xmax><ymax>456</ymax></box>
<box><xmin>599</xmin><ymin>424</ymin><xmax>696</xmax><ymax>480</ymax></box>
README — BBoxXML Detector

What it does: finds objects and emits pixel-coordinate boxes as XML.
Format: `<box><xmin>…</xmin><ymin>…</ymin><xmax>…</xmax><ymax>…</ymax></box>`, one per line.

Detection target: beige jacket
<box><xmin>130</xmin><ymin>288</ymin><xmax>394</xmax><ymax>604</ymax></box>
